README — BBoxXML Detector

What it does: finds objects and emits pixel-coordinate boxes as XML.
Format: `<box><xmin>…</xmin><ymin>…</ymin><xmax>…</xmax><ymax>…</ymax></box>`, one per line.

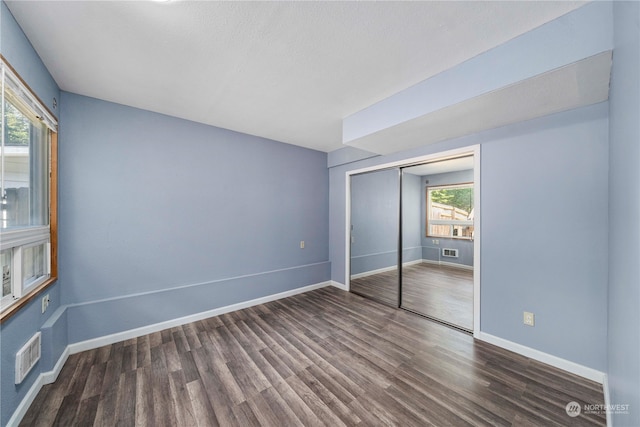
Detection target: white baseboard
<box><xmin>6</xmin><ymin>376</ymin><xmax>45</xmax><ymax>427</ymax></box>
<box><xmin>67</xmin><ymin>281</ymin><xmax>331</xmax><ymax>355</ymax></box>
<box><xmin>477</xmin><ymin>332</ymin><xmax>605</xmax><ymax>384</ymax></box>
<box><xmin>351</xmin><ymin>259</ymin><xmax>424</xmax><ymax>279</ymax></box>
<box><xmin>330</xmin><ymin>280</ymin><xmax>348</xmax><ymax>291</ymax></box>
<box><xmin>421</xmin><ymin>259</ymin><xmax>474</xmax><ymax>271</ymax></box>
<box><xmin>5</xmin><ymin>347</ymin><xmax>76</xmax><ymax>427</ymax></box>
<box><xmin>350</xmin><ymin>265</ymin><xmax>398</xmax><ymax>279</ymax></box>
<box><xmin>351</xmin><ymin>259</ymin><xmax>472</xmax><ymax>280</ymax></box>
<box><xmin>603</xmin><ymin>374</ymin><xmax>611</xmax><ymax>427</ymax></box>
<box><xmin>403</xmin><ymin>259</ymin><xmax>424</xmax><ymax>267</ymax></box>
<box><xmin>7</xmin><ymin>280</ymin><xmax>330</xmax><ymax>427</ymax></box>
<box><xmin>42</xmin><ymin>346</ymin><xmax>70</xmax><ymax>384</ymax></box>
<box><xmin>6</xmin><ymin>344</ymin><xmax>73</xmax><ymax>427</ymax></box>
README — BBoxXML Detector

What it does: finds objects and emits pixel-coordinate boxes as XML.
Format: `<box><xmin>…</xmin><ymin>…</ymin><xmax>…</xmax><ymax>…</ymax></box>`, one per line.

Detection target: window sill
<box><xmin>0</xmin><ymin>276</ymin><xmax>57</xmax><ymax>323</ymax></box>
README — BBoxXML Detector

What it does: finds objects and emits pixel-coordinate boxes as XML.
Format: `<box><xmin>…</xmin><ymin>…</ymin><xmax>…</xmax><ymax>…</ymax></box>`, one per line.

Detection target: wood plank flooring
<box><xmin>402</xmin><ymin>263</ymin><xmax>473</xmax><ymax>331</ymax></box>
<box><xmin>350</xmin><ymin>262</ymin><xmax>474</xmax><ymax>330</ymax></box>
<box><xmin>21</xmin><ymin>286</ymin><xmax>605</xmax><ymax>426</ymax></box>
<box><xmin>350</xmin><ymin>268</ymin><xmax>400</xmax><ymax>307</ymax></box>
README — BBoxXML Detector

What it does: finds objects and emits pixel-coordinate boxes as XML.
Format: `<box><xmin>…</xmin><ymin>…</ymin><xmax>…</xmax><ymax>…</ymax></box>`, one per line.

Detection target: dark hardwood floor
<box><xmin>402</xmin><ymin>263</ymin><xmax>473</xmax><ymax>331</ymax></box>
<box><xmin>350</xmin><ymin>268</ymin><xmax>400</xmax><ymax>307</ymax></box>
<box><xmin>350</xmin><ymin>262</ymin><xmax>474</xmax><ymax>330</ymax></box>
<box><xmin>21</xmin><ymin>286</ymin><xmax>605</xmax><ymax>426</ymax></box>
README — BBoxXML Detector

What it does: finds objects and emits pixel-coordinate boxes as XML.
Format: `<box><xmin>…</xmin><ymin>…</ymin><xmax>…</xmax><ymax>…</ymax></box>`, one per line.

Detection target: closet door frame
<box><xmin>345</xmin><ymin>145</ymin><xmax>480</xmax><ymax>337</ymax></box>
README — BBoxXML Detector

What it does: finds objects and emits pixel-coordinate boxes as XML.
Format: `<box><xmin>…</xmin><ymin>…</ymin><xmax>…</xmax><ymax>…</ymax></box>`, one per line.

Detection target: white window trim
<box><xmin>20</xmin><ymin>239</ymin><xmax>51</xmax><ymax>294</ymax></box>
<box><xmin>0</xmin><ymin>238</ymin><xmax>50</xmax><ymax>311</ymax></box>
<box><xmin>1</xmin><ymin>61</ymin><xmax>57</xmax><ymax>131</ymax></box>
<box><xmin>0</xmin><ymin>226</ymin><xmax>50</xmax><ymax>250</ymax></box>
<box><xmin>0</xmin><ymin>57</ymin><xmax>57</xmax><ymax>315</ymax></box>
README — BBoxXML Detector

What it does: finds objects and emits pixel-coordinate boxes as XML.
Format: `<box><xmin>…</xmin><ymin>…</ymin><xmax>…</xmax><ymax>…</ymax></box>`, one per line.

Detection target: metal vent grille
<box><xmin>15</xmin><ymin>332</ymin><xmax>41</xmax><ymax>384</ymax></box>
<box><xmin>442</xmin><ymin>248</ymin><xmax>459</xmax><ymax>258</ymax></box>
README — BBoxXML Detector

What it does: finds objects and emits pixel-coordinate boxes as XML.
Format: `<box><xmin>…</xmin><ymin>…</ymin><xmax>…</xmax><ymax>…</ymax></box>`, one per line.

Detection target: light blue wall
<box><xmin>608</xmin><ymin>1</ymin><xmax>640</xmax><ymax>425</ymax></box>
<box><xmin>0</xmin><ymin>3</ymin><xmax>62</xmax><ymax>425</ymax></box>
<box><xmin>329</xmin><ymin>101</ymin><xmax>610</xmax><ymax>371</ymax></box>
<box><xmin>481</xmin><ymin>104</ymin><xmax>609</xmax><ymax>371</ymax></box>
<box><xmin>0</xmin><ymin>2</ymin><xmax>59</xmax><ymax>116</ymax></box>
<box><xmin>58</xmin><ymin>92</ymin><xmax>330</xmax><ymax>342</ymax></box>
<box><xmin>327</xmin><ymin>146</ymin><xmax>379</xmax><ymax>168</ymax></box>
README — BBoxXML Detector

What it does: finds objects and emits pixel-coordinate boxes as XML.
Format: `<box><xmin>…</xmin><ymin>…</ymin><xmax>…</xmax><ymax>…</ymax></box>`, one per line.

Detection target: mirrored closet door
<box><xmin>349</xmin><ymin>168</ymin><xmax>400</xmax><ymax>307</ymax></box>
<box><xmin>400</xmin><ymin>157</ymin><xmax>475</xmax><ymax>331</ymax></box>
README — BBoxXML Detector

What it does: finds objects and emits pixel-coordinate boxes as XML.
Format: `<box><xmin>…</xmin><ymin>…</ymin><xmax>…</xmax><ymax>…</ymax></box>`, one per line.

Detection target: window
<box><xmin>1</xmin><ymin>57</ymin><xmax>57</xmax><ymax>318</ymax></box>
<box><xmin>427</xmin><ymin>183</ymin><xmax>474</xmax><ymax>239</ymax></box>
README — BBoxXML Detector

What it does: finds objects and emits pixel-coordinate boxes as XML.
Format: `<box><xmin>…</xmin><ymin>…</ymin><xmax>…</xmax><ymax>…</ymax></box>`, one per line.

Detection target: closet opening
<box><xmin>347</xmin><ymin>146</ymin><xmax>480</xmax><ymax>334</ymax></box>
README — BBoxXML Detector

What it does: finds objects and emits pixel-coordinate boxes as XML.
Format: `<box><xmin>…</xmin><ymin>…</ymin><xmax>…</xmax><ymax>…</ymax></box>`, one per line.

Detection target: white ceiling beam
<box><xmin>343</xmin><ymin>1</ymin><xmax>613</xmax><ymax>155</ymax></box>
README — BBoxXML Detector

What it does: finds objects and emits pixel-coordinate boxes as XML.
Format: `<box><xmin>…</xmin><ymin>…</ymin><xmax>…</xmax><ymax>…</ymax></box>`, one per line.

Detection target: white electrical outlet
<box><xmin>432</xmin><ymin>239</ymin><xmax>439</xmax><ymax>245</ymax></box>
<box><xmin>523</xmin><ymin>311</ymin><xmax>535</xmax><ymax>326</ymax></box>
<box><xmin>41</xmin><ymin>294</ymin><xmax>50</xmax><ymax>314</ymax></box>
<box><xmin>300</xmin><ymin>241</ymin><xmax>305</xmax><ymax>249</ymax></box>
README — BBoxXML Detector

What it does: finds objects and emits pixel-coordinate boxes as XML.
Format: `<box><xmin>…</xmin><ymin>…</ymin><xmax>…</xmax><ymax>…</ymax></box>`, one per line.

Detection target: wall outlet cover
<box><xmin>41</xmin><ymin>294</ymin><xmax>50</xmax><ymax>314</ymax></box>
<box><xmin>523</xmin><ymin>311</ymin><xmax>535</xmax><ymax>326</ymax></box>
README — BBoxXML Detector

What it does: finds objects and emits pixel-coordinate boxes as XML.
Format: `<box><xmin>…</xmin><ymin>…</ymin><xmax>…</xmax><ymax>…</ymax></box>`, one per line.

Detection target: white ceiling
<box><xmin>6</xmin><ymin>1</ymin><xmax>585</xmax><ymax>153</ymax></box>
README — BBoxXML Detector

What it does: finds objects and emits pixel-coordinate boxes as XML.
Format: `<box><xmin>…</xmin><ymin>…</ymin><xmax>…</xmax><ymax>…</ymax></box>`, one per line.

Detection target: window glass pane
<box><xmin>1</xmin><ymin>98</ymin><xmax>49</xmax><ymax>229</ymax></box>
<box><xmin>452</xmin><ymin>224</ymin><xmax>474</xmax><ymax>238</ymax></box>
<box><xmin>1</xmin><ymin>249</ymin><xmax>11</xmax><ymax>298</ymax></box>
<box><xmin>427</xmin><ymin>184</ymin><xmax>474</xmax><ymax>239</ymax></box>
<box><xmin>428</xmin><ymin>223</ymin><xmax>451</xmax><ymax>237</ymax></box>
<box><xmin>428</xmin><ymin>187</ymin><xmax>473</xmax><ymax>219</ymax></box>
<box><xmin>22</xmin><ymin>243</ymin><xmax>46</xmax><ymax>289</ymax></box>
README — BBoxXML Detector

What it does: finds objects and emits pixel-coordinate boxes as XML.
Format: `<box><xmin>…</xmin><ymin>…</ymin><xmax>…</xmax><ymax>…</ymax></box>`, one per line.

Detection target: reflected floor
<box><xmin>351</xmin><ymin>262</ymin><xmax>473</xmax><ymax>330</ymax></box>
<box><xmin>350</xmin><ymin>267</ymin><xmax>400</xmax><ymax>307</ymax></box>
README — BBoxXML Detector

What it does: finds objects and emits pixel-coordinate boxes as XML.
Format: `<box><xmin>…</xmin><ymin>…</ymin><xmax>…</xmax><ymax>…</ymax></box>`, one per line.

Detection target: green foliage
<box><xmin>430</xmin><ymin>187</ymin><xmax>473</xmax><ymax>213</ymax></box>
<box><xmin>3</xmin><ymin>101</ymin><xmax>30</xmax><ymax>146</ymax></box>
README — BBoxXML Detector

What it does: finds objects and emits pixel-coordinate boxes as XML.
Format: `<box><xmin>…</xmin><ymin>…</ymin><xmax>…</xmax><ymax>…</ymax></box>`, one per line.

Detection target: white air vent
<box><xmin>15</xmin><ymin>332</ymin><xmax>41</xmax><ymax>384</ymax></box>
<box><xmin>442</xmin><ymin>248</ymin><xmax>459</xmax><ymax>258</ymax></box>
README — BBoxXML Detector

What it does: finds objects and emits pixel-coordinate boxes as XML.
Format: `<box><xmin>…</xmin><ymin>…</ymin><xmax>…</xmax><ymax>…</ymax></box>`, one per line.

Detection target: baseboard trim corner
<box><xmin>603</xmin><ymin>374</ymin><xmax>611</xmax><ymax>426</ymax></box>
<box><xmin>330</xmin><ymin>280</ymin><xmax>348</xmax><ymax>291</ymax></box>
<box><xmin>42</xmin><ymin>346</ymin><xmax>70</xmax><ymax>384</ymax></box>
<box><xmin>477</xmin><ymin>332</ymin><xmax>605</xmax><ymax>384</ymax></box>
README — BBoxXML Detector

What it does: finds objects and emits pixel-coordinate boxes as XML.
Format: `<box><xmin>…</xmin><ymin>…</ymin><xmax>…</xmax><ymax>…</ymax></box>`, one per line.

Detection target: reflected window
<box><xmin>427</xmin><ymin>183</ymin><xmax>474</xmax><ymax>239</ymax></box>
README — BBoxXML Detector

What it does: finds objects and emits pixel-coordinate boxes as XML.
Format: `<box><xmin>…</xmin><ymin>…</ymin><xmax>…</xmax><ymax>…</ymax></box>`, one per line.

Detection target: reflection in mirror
<box><xmin>427</xmin><ymin>183</ymin><xmax>474</xmax><ymax>239</ymax></box>
<box><xmin>349</xmin><ymin>169</ymin><xmax>400</xmax><ymax>307</ymax></box>
<box><xmin>401</xmin><ymin>156</ymin><xmax>474</xmax><ymax>331</ymax></box>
